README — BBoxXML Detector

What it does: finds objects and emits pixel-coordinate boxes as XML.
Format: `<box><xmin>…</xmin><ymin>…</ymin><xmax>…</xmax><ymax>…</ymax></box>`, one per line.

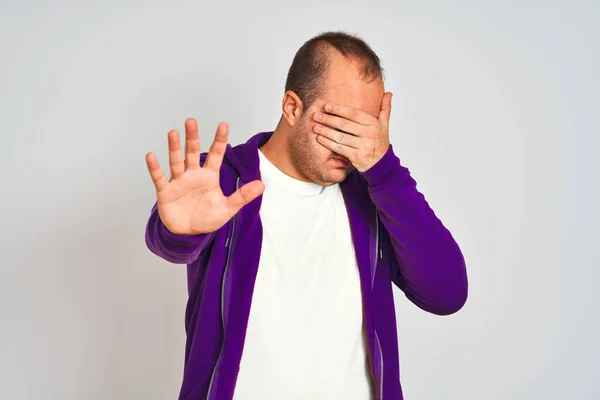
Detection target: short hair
<box><xmin>284</xmin><ymin>31</ymin><xmax>384</xmax><ymax>112</ymax></box>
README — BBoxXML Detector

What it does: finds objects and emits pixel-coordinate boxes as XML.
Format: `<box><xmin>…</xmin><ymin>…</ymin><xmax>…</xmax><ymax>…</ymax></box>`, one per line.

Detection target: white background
<box><xmin>1</xmin><ymin>0</ymin><xmax>598</xmax><ymax>399</ymax></box>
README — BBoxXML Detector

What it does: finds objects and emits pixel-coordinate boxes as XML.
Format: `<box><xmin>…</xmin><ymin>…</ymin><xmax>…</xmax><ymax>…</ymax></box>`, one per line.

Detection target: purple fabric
<box><xmin>145</xmin><ymin>131</ymin><xmax>468</xmax><ymax>399</ymax></box>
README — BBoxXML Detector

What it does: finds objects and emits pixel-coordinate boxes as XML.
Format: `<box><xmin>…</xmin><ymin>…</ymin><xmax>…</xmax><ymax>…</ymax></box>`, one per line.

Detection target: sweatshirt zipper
<box><xmin>207</xmin><ymin>176</ymin><xmax>241</xmax><ymax>399</ymax></box>
<box><xmin>373</xmin><ymin>209</ymin><xmax>383</xmax><ymax>400</ymax></box>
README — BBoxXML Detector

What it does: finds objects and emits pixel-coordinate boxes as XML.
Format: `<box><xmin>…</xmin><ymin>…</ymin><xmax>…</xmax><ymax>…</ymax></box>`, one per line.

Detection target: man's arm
<box><xmin>144</xmin><ymin>119</ymin><xmax>264</xmax><ymax>265</ymax></box>
<box><xmin>145</xmin><ymin>150</ymin><xmax>215</xmax><ymax>265</ymax></box>
<box><xmin>361</xmin><ymin>145</ymin><xmax>468</xmax><ymax>316</ymax></box>
<box><xmin>310</xmin><ymin>95</ymin><xmax>467</xmax><ymax>314</ymax></box>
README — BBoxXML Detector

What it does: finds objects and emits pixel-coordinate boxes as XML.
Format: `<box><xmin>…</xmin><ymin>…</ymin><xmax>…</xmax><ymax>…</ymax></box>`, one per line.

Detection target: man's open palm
<box><xmin>145</xmin><ymin>119</ymin><xmax>265</xmax><ymax>235</ymax></box>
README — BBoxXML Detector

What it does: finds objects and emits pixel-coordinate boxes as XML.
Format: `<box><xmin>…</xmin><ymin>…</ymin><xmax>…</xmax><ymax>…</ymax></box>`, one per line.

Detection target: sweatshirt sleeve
<box><xmin>360</xmin><ymin>144</ymin><xmax>468</xmax><ymax>315</ymax></box>
<box><xmin>144</xmin><ymin>202</ymin><xmax>216</xmax><ymax>265</ymax></box>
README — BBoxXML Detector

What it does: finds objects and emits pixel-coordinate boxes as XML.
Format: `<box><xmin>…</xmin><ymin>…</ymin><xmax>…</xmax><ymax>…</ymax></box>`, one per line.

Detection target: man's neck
<box><xmin>259</xmin><ymin>126</ymin><xmax>311</xmax><ymax>183</ymax></box>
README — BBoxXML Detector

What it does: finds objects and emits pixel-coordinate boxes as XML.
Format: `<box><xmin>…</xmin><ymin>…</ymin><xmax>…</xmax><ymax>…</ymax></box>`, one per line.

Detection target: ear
<box><xmin>281</xmin><ymin>91</ymin><xmax>304</xmax><ymax>127</ymax></box>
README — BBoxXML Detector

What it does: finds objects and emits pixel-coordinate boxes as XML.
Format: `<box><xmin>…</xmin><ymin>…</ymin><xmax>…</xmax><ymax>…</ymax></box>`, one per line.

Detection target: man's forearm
<box><xmin>361</xmin><ymin>145</ymin><xmax>468</xmax><ymax>315</ymax></box>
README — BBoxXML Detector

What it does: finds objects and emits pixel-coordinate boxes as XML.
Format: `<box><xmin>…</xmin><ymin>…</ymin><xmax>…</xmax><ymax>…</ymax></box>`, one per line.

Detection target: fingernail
<box><xmin>314</xmin><ymin>112</ymin><xmax>322</xmax><ymax>121</ymax></box>
<box><xmin>324</xmin><ymin>104</ymin><xmax>332</xmax><ymax>112</ymax></box>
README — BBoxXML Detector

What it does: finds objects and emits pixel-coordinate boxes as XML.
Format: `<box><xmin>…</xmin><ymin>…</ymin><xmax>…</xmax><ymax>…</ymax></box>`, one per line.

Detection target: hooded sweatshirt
<box><xmin>145</xmin><ymin>131</ymin><xmax>468</xmax><ymax>400</ymax></box>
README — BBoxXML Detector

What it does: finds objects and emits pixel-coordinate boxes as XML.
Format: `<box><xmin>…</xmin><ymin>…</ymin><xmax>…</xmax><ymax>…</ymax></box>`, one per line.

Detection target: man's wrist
<box><xmin>359</xmin><ymin>144</ymin><xmax>402</xmax><ymax>187</ymax></box>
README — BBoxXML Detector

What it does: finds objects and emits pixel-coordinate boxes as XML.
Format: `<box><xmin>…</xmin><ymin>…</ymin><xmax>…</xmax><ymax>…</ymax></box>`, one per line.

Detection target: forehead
<box><xmin>317</xmin><ymin>50</ymin><xmax>384</xmax><ymax>118</ymax></box>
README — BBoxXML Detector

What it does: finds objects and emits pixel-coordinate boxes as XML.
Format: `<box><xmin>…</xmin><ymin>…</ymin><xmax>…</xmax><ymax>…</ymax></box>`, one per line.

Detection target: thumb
<box><xmin>378</xmin><ymin>92</ymin><xmax>393</xmax><ymax>125</ymax></box>
<box><xmin>227</xmin><ymin>180</ymin><xmax>265</xmax><ymax>215</ymax></box>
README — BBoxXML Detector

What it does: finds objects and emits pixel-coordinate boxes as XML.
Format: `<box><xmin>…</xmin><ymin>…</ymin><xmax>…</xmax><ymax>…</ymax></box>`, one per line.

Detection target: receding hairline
<box><xmin>283</xmin><ymin>31</ymin><xmax>385</xmax><ymax>112</ymax></box>
<box><xmin>314</xmin><ymin>41</ymin><xmax>383</xmax><ymax>84</ymax></box>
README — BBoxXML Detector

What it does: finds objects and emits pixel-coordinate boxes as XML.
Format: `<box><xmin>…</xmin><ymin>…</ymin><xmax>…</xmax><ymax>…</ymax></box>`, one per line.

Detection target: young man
<box><xmin>145</xmin><ymin>31</ymin><xmax>468</xmax><ymax>400</ymax></box>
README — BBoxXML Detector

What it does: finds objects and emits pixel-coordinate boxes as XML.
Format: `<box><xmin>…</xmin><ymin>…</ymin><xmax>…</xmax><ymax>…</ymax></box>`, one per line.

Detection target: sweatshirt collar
<box><xmin>224</xmin><ymin>131</ymin><xmax>273</xmax><ymax>183</ymax></box>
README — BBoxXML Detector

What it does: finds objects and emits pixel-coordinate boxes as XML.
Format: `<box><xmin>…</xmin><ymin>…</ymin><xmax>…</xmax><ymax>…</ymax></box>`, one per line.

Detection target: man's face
<box><xmin>289</xmin><ymin>52</ymin><xmax>385</xmax><ymax>186</ymax></box>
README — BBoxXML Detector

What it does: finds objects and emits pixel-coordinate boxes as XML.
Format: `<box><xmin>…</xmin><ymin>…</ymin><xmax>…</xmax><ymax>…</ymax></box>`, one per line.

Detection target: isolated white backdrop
<box><xmin>1</xmin><ymin>0</ymin><xmax>598</xmax><ymax>399</ymax></box>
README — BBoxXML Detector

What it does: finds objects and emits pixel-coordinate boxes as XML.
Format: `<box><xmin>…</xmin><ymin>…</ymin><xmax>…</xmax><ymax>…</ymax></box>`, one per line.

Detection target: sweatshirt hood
<box><xmin>222</xmin><ymin>131</ymin><xmax>273</xmax><ymax>183</ymax></box>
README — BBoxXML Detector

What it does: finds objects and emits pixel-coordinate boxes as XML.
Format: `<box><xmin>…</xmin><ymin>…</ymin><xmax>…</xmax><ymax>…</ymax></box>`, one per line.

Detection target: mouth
<box><xmin>332</xmin><ymin>155</ymin><xmax>351</xmax><ymax>166</ymax></box>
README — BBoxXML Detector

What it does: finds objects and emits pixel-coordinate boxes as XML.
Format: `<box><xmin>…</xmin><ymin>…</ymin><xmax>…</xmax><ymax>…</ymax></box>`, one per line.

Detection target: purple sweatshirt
<box><xmin>145</xmin><ymin>131</ymin><xmax>468</xmax><ymax>400</ymax></box>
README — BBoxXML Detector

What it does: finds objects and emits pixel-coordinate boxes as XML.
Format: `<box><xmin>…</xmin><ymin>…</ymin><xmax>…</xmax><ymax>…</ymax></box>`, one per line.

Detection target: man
<box><xmin>145</xmin><ymin>31</ymin><xmax>468</xmax><ymax>400</ymax></box>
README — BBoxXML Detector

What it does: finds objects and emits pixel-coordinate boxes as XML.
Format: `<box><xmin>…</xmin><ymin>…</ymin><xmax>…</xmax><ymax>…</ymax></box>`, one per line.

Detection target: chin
<box><xmin>317</xmin><ymin>167</ymin><xmax>352</xmax><ymax>186</ymax></box>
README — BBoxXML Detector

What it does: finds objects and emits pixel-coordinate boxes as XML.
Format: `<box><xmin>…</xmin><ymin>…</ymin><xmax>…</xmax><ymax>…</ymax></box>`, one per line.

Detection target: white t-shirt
<box><xmin>233</xmin><ymin>149</ymin><xmax>372</xmax><ymax>400</ymax></box>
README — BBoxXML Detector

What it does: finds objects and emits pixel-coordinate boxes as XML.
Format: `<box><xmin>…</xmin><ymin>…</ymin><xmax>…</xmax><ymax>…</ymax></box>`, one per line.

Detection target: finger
<box><xmin>314</xmin><ymin>110</ymin><xmax>365</xmax><ymax>136</ymax></box>
<box><xmin>317</xmin><ymin>134</ymin><xmax>353</xmax><ymax>158</ymax></box>
<box><xmin>145</xmin><ymin>152</ymin><xmax>169</xmax><ymax>192</ymax></box>
<box><xmin>184</xmin><ymin>118</ymin><xmax>200</xmax><ymax>170</ymax></box>
<box><xmin>378</xmin><ymin>92</ymin><xmax>393</xmax><ymax>125</ymax></box>
<box><xmin>204</xmin><ymin>122</ymin><xmax>229</xmax><ymax>172</ymax></box>
<box><xmin>313</xmin><ymin>123</ymin><xmax>360</xmax><ymax>148</ymax></box>
<box><xmin>226</xmin><ymin>180</ymin><xmax>265</xmax><ymax>217</ymax></box>
<box><xmin>168</xmin><ymin>130</ymin><xmax>185</xmax><ymax>179</ymax></box>
<box><xmin>323</xmin><ymin>103</ymin><xmax>373</xmax><ymax>125</ymax></box>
